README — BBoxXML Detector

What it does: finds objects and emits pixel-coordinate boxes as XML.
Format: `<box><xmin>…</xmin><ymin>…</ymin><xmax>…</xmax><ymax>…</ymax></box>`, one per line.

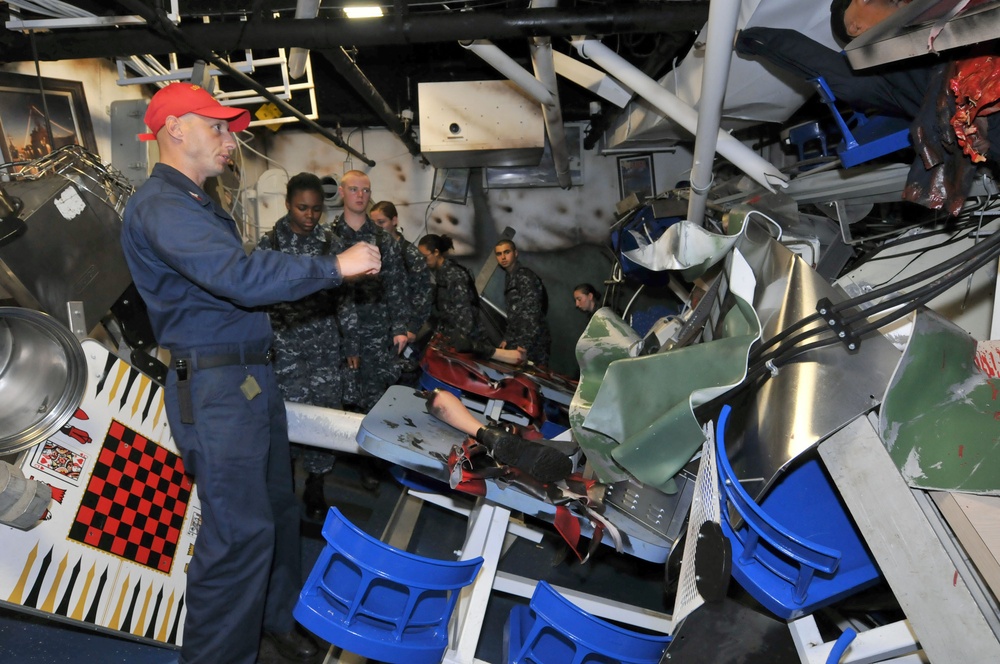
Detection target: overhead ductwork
<box><xmin>2</xmin><ymin>5</ymin><xmax>711</xmax><ymax>62</ymax></box>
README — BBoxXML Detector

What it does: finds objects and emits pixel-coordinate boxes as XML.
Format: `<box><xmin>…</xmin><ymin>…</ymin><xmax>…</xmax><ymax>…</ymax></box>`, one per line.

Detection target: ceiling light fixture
<box><xmin>343</xmin><ymin>5</ymin><xmax>383</xmax><ymax>18</ymax></box>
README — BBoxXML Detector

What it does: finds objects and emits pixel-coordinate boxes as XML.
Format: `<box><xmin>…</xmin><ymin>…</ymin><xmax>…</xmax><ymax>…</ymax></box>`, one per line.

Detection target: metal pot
<box><xmin>0</xmin><ymin>307</ymin><xmax>87</xmax><ymax>455</ymax></box>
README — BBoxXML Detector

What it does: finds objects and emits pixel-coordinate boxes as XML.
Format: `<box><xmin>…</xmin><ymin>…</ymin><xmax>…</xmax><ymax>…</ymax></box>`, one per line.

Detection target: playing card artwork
<box><xmin>2</xmin><ymin>340</ymin><xmax>199</xmax><ymax>646</ymax></box>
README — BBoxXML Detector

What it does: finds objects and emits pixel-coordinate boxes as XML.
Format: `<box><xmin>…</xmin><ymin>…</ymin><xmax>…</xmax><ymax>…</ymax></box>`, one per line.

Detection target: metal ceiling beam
<box><xmin>1</xmin><ymin>5</ymin><xmax>709</xmax><ymax>62</ymax></box>
<box><xmin>114</xmin><ymin>0</ymin><xmax>375</xmax><ymax>165</ymax></box>
<box><xmin>318</xmin><ymin>47</ymin><xmax>421</xmax><ymax>156</ymax></box>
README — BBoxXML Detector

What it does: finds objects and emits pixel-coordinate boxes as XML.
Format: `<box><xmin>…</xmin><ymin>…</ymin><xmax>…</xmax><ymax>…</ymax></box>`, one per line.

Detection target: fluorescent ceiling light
<box><xmin>343</xmin><ymin>5</ymin><xmax>383</xmax><ymax>18</ymax></box>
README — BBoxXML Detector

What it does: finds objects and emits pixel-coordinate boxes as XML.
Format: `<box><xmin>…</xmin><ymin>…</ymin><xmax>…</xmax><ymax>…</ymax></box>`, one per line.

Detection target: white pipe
<box><xmin>288</xmin><ymin>0</ymin><xmax>319</xmax><ymax>79</ymax></box>
<box><xmin>285</xmin><ymin>401</ymin><xmax>366</xmax><ymax>454</ymax></box>
<box><xmin>460</xmin><ymin>40</ymin><xmax>554</xmax><ymax>106</ymax></box>
<box><xmin>531</xmin><ymin>38</ymin><xmax>572</xmax><ymax>189</ymax></box>
<box><xmin>529</xmin><ymin>0</ymin><xmax>571</xmax><ymax>189</ymax></box>
<box><xmin>571</xmin><ymin>37</ymin><xmax>787</xmax><ymax>193</ymax></box>
<box><xmin>686</xmin><ymin>0</ymin><xmax>743</xmax><ymax>226</ymax></box>
<box><xmin>552</xmin><ymin>50</ymin><xmax>633</xmax><ymax>108</ymax></box>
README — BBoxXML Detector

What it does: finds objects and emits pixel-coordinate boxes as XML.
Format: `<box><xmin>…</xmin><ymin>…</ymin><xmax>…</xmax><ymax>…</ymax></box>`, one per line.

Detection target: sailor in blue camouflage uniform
<box><xmin>369</xmin><ymin>200</ymin><xmax>432</xmax><ymax>359</ymax></box>
<box><xmin>120</xmin><ymin>83</ymin><xmax>380</xmax><ymax>664</ymax></box>
<box><xmin>334</xmin><ymin>171</ymin><xmax>411</xmax><ymax>412</ymax></box>
<box><xmin>255</xmin><ymin>172</ymin><xmax>357</xmax><ymax>519</ymax></box>
<box><xmin>494</xmin><ymin>238</ymin><xmax>552</xmax><ymax>366</ymax></box>
<box><xmin>418</xmin><ymin>233</ymin><xmax>484</xmax><ymax>343</ymax></box>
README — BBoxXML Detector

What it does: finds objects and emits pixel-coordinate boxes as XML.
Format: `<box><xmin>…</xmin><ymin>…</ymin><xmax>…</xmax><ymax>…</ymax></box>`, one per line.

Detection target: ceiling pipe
<box><xmin>459</xmin><ymin>35</ymin><xmax>571</xmax><ymax>189</ymax></box>
<box><xmin>288</xmin><ymin>0</ymin><xmax>320</xmax><ymax>79</ymax></box>
<box><xmin>685</xmin><ymin>0</ymin><xmax>742</xmax><ymax>227</ymax></box>
<box><xmin>571</xmin><ymin>37</ymin><xmax>788</xmax><ymax>194</ymax></box>
<box><xmin>318</xmin><ymin>48</ymin><xmax>421</xmax><ymax>156</ymax></box>
<box><xmin>529</xmin><ymin>0</ymin><xmax>570</xmax><ymax>190</ymax></box>
<box><xmin>460</xmin><ymin>40</ymin><xmax>554</xmax><ymax>106</ymax></box>
<box><xmin>115</xmin><ymin>0</ymin><xmax>375</xmax><ymax>166</ymax></box>
<box><xmin>2</xmin><ymin>5</ymin><xmax>710</xmax><ymax>61</ymax></box>
<box><xmin>552</xmin><ymin>50</ymin><xmax>632</xmax><ymax>109</ymax></box>
<box><xmin>530</xmin><ymin>42</ymin><xmax>571</xmax><ymax>189</ymax></box>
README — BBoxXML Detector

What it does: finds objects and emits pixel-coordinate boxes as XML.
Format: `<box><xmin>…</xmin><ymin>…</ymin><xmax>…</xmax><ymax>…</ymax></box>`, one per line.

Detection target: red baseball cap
<box><xmin>139</xmin><ymin>82</ymin><xmax>251</xmax><ymax>141</ymax></box>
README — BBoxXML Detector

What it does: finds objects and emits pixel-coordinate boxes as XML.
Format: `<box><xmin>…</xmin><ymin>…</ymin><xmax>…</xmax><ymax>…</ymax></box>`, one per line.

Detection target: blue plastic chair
<box><xmin>812</xmin><ymin>77</ymin><xmax>911</xmax><ymax>168</ymax></box>
<box><xmin>503</xmin><ymin>581</ymin><xmax>671</xmax><ymax>664</ymax></box>
<box><xmin>715</xmin><ymin>405</ymin><xmax>880</xmax><ymax>619</ymax></box>
<box><xmin>293</xmin><ymin>507</ymin><xmax>484</xmax><ymax>664</ymax></box>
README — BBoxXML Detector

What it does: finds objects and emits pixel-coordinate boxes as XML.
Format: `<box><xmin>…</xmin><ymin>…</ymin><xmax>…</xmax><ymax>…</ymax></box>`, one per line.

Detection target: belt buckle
<box><xmin>265</xmin><ymin>348</ymin><xmax>275</xmax><ymax>364</ymax></box>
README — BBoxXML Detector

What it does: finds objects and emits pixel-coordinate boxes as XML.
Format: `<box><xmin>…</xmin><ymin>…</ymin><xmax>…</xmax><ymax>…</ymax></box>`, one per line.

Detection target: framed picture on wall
<box><xmin>431</xmin><ymin>167</ymin><xmax>472</xmax><ymax>204</ymax></box>
<box><xmin>0</xmin><ymin>72</ymin><xmax>97</xmax><ymax>164</ymax></box>
<box><xmin>483</xmin><ymin>123</ymin><xmax>584</xmax><ymax>189</ymax></box>
<box><xmin>617</xmin><ymin>154</ymin><xmax>655</xmax><ymax>202</ymax></box>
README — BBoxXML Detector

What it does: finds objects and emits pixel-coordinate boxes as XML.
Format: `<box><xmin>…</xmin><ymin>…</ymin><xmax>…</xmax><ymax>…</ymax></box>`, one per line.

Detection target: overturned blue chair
<box><xmin>294</xmin><ymin>507</ymin><xmax>484</xmax><ymax>664</ymax></box>
<box><xmin>812</xmin><ymin>76</ymin><xmax>911</xmax><ymax>169</ymax></box>
<box><xmin>504</xmin><ymin>581</ymin><xmax>671</xmax><ymax>664</ymax></box>
<box><xmin>715</xmin><ymin>405</ymin><xmax>881</xmax><ymax>619</ymax></box>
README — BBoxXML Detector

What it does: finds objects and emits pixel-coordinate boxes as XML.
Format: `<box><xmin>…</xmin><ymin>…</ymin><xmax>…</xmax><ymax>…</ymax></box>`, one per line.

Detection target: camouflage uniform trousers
<box><xmin>272</xmin><ymin>337</ymin><xmax>344</xmax><ymax>475</ymax></box>
<box><xmin>343</xmin><ymin>316</ymin><xmax>402</xmax><ymax>412</ymax></box>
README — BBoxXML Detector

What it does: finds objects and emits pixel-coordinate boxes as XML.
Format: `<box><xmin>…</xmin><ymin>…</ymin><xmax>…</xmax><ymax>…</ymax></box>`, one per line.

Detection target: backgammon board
<box><xmin>1</xmin><ymin>339</ymin><xmax>197</xmax><ymax>648</ymax></box>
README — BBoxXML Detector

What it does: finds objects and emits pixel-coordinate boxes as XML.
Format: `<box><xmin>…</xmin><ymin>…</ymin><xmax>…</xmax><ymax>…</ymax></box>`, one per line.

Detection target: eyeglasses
<box><xmin>345</xmin><ymin>186</ymin><xmax>371</xmax><ymax>195</ymax></box>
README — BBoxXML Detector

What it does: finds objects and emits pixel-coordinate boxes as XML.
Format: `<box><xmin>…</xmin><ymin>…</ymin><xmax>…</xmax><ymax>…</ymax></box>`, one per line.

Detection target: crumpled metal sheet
<box><xmin>572</xmin><ymin>249</ymin><xmax>761</xmax><ymax>493</ymax></box>
<box><xmin>879</xmin><ymin>309</ymin><xmax>1000</xmax><ymax>494</ymax></box>
<box><xmin>727</xmin><ymin>213</ymin><xmax>901</xmax><ymax>494</ymax></box>
<box><xmin>622</xmin><ymin>220</ymin><xmax>741</xmax><ymax>282</ymax></box>
<box><xmin>605</xmin><ymin>0</ymin><xmax>841</xmax><ymax>148</ymax></box>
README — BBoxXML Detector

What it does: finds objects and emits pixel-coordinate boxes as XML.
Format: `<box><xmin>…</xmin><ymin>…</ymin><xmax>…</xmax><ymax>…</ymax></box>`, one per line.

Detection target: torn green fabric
<box><xmin>573</xmin><ymin>249</ymin><xmax>761</xmax><ymax>493</ymax></box>
<box><xmin>879</xmin><ymin>309</ymin><xmax>1000</xmax><ymax>494</ymax></box>
<box><xmin>592</xmin><ymin>251</ymin><xmax>760</xmax><ymax>492</ymax></box>
<box><xmin>570</xmin><ymin>309</ymin><xmax>641</xmax><ymax>485</ymax></box>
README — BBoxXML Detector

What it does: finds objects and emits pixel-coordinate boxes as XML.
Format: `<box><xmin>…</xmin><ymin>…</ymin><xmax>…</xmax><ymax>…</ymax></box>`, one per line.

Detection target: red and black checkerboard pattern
<box><xmin>69</xmin><ymin>420</ymin><xmax>192</xmax><ymax>573</ymax></box>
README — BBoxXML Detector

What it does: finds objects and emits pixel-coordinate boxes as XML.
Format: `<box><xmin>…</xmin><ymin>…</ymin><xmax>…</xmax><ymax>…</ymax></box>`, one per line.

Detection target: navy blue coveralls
<box><xmin>121</xmin><ymin>164</ymin><xmax>346</xmax><ymax>664</ymax></box>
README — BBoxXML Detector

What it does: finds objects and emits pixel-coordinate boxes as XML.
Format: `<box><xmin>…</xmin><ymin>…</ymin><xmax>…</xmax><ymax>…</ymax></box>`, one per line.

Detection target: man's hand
<box><xmin>406</xmin><ymin>331</ymin><xmax>416</xmax><ymax>343</ymax></box>
<box><xmin>392</xmin><ymin>334</ymin><xmax>408</xmax><ymax>355</ymax></box>
<box><xmin>493</xmin><ymin>347</ymin><xmax>526</xmax><ymax>366</ymax></box>
<box><xmin>336</xmin><ymin>242</ymin><xmax>381</xmax><ymax>278</ymax></box>
<box><xmin>347</xmin><ymin>355</ymin><xmax>360</xmax><ymax>369</ymax></box>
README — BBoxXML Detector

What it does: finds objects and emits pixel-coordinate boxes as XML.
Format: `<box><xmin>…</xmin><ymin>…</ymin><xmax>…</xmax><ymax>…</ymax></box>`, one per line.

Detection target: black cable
<box><xmin>850</xmin><ymin>243</ymin><xmax>1000</xmax><ymax>338</ymax></box>
<box><xmin>860</xmin><ymin>224</ymin><xmax>979</xmax><ymax>269</ymax></box>
<box><xmin>29</xmin><ymin>32</ymin><xmax>56</xmax><ymax>157</ymax></box>
<box><xmin>748</xmin><ymin>220</ymin><xmax>1000</xmax><ymax>381</ymax></box>
<box><xmin>750</xmin><ymin>311</ymin><xmax>822</xmax><ymax>358</ymax></box>
<box><xmin>831</xmin><ymin>226</ymin><xmax>1000</xmax><ymax>315</ymax></box>
<box><xmin>753</xmin><ymin>219</ymin><xmax>1000</xmax><ymax>363</ymax></box>
<box><xmin>754</xmin><ymin>230</ymin><xmax>1000</xmax><ymax>382</ymax></box>
<box><xmin>843</xmin><ymin>242</ymin><xmax>1000</xmax><ymax>327</ymax></box>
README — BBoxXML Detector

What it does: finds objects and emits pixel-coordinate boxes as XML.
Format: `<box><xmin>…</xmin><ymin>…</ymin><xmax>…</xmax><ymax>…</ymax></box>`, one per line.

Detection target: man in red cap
<box><xmin>121</xmin><ymin>82</ymin><xmax>381</xmax><ymax>664</ymax></box>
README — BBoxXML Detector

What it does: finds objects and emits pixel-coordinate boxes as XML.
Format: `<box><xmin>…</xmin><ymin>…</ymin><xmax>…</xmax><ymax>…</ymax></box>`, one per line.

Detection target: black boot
<box><xmin>475</xmin><ymin>426</ymin><xmax>573</xmax><ymax>483</ymax></box>
<box><xmin>303</xmin><ymin>472</ymin><xmax>329</xmax><ymax>521</ymax></box>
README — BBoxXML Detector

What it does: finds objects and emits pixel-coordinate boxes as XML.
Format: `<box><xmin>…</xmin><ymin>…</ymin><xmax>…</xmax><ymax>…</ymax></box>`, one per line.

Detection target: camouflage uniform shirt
<box><xmin>432</xmin><ymin>258</ymin><xmax>483</xmax><ymax>342</ymax></box>
<box><xmin>254</xmin><ymin>217</ymin><xmax>357</xmax><ymax>409</ymax></box>
<box><xmin>503</xmin><ymin>261</ymin><xmax>551</xmax><ymax>366</ymax></box>
<box><xmin>398</xmin><ymin>236</ymin><xmax>433</xmax><ymax>335</ymax></box>
<box><xmin>333</xmin><ymin>215</ymin><xmax>410</xmax><ymax>411</ymax></box>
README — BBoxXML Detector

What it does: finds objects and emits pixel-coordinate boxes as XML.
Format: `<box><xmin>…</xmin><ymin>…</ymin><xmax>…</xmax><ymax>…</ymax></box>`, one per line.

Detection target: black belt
<box><xmin>173</xmin><ymin>349</ymin><xmax>274</xmax><ymax>371</ymax></box>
